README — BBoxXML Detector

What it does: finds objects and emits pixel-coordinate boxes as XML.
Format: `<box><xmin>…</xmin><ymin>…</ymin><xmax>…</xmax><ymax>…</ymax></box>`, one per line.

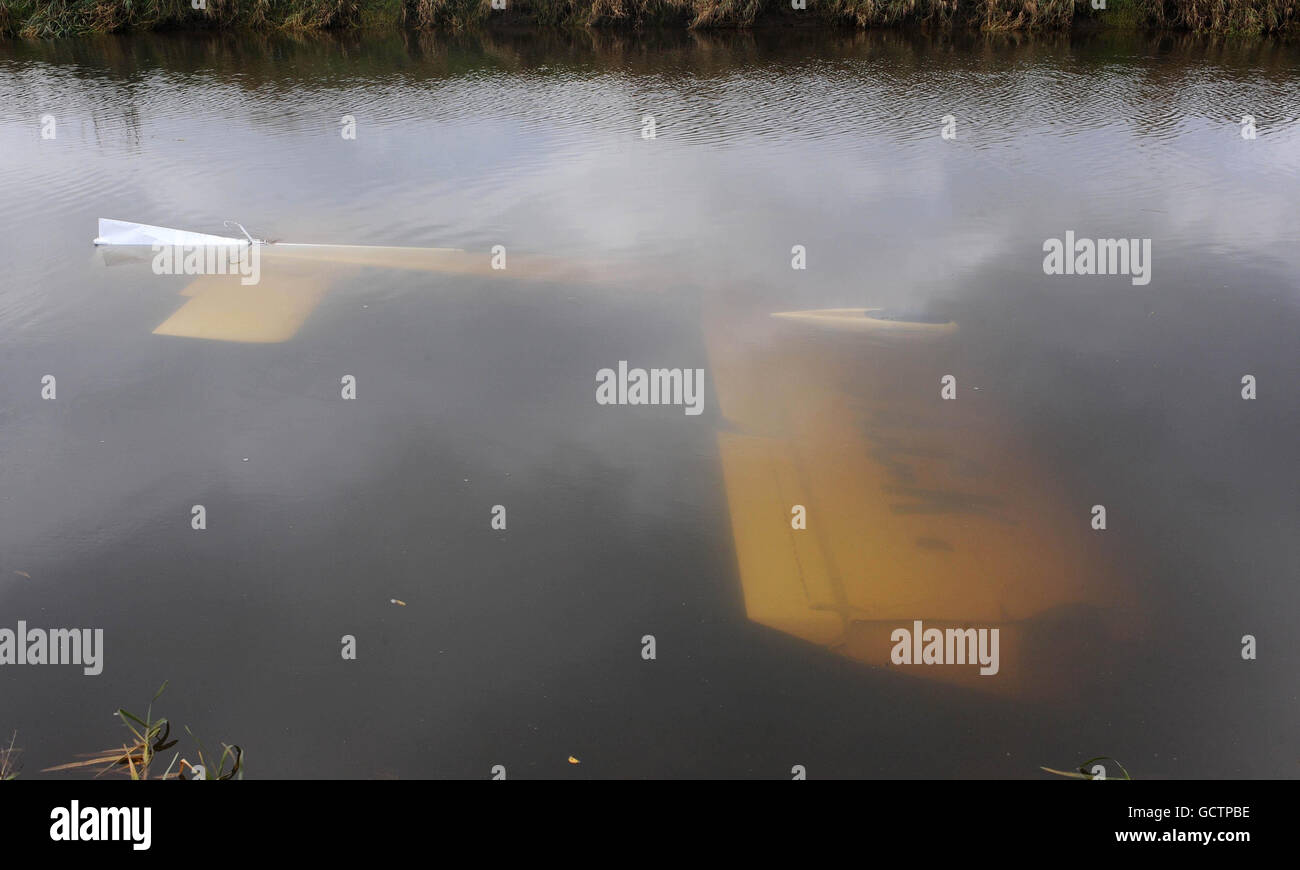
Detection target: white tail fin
<box><xmin>94</xmin><ymin>218</ymin><xmax>248</xmax><ymax>247</ymax></box>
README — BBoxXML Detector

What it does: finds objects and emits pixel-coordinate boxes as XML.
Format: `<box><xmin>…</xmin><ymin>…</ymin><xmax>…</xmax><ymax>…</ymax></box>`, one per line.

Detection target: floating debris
<box><xmin>390</xmin><ymin>599</ymin><xmax>406</xmax><ymax>607</ymax></box>
<box><xmin>1</xmin><ymin>731</ymin><xmax>19</xmax><ymax>780</ymax></box>
<box><xmin>13</xmin><ymin>571</ymin><xmax>30</xmax><ymax>579</ymax></box>
<box><xmin>568</xmin><ymin>756</ymin><xmax>580</xmax><ymax>765</ymax></box>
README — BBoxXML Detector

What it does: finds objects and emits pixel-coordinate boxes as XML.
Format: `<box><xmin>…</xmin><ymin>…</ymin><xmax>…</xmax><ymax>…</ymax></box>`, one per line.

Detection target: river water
<box><xmin>0</xmin><ymin>27</ymin><xmax>1297</xmax><ymax>778</ymax></box>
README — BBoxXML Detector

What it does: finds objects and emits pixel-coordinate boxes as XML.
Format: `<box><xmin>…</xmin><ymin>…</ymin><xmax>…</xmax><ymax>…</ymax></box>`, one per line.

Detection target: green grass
<box><xmin>0</xmin><ymin>0</ymin><xmax>1295</xmax><ymax>37</ymax></box>
<box><xmin>1091</xmin><ymin>0</ymin><xmax>1146</xmax><ymax>29</ymax></box>
<box><xmin>42</xmin><ymin>681</ymin><xmax>243</xmax><ymax>780</ymax></box>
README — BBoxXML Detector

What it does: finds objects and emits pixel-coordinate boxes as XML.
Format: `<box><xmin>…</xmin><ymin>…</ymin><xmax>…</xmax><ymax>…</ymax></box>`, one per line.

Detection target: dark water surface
<box><xmin>1</xmin><ymin>27</ymin><xmax>1297</xmax><ymax>778</ymax></box>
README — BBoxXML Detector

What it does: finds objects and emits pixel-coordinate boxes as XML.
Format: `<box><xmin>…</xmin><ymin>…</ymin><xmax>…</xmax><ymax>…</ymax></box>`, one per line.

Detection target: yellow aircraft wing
<box><xmin>152</xmin><ymin>270</ymin><xmax>338</xmax><ymax>344</ymax></box>
<box><xmin>707</xmin><ymin>306</ymin><xmax>1132</xmax><ymax>694</ymax></box>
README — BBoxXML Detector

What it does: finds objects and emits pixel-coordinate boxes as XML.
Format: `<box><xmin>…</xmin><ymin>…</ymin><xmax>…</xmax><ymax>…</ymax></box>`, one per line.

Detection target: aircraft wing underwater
<box><xmin>705</xmin><ymin>306</ymin><xmax>1135</xmax><ymax>694</ymax></box>
<box><xmin>150</xmin><ymin>269</ymin><xmax>339</xmax><ymax>344</ymax></box>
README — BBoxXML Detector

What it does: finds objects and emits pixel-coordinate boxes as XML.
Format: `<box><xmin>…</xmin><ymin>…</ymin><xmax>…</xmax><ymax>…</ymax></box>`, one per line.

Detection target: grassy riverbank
<box><xmin>0</xmin><ymin>0</ymin><xmax>1296</xmax><ymax>40</ymax></box>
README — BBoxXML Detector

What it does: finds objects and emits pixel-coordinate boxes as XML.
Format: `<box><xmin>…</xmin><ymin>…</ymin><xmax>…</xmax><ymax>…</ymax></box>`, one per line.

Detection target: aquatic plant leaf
<box><xmin>117</xmin><ymin>708</ymin><xmax>148</xmax><ymax>729</ymax></box>
<box><xmin>153</xmin><ymin>721</ymin><xmax>174</xmax><ymax>751</ymax></box>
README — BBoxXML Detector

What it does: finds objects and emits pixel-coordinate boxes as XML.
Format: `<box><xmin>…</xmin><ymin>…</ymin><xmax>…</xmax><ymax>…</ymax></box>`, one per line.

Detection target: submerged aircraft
<box><xmin>96</xmin><ymin>219</ymin><xmax>1133</xmax><ymax>693</ymax></box>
